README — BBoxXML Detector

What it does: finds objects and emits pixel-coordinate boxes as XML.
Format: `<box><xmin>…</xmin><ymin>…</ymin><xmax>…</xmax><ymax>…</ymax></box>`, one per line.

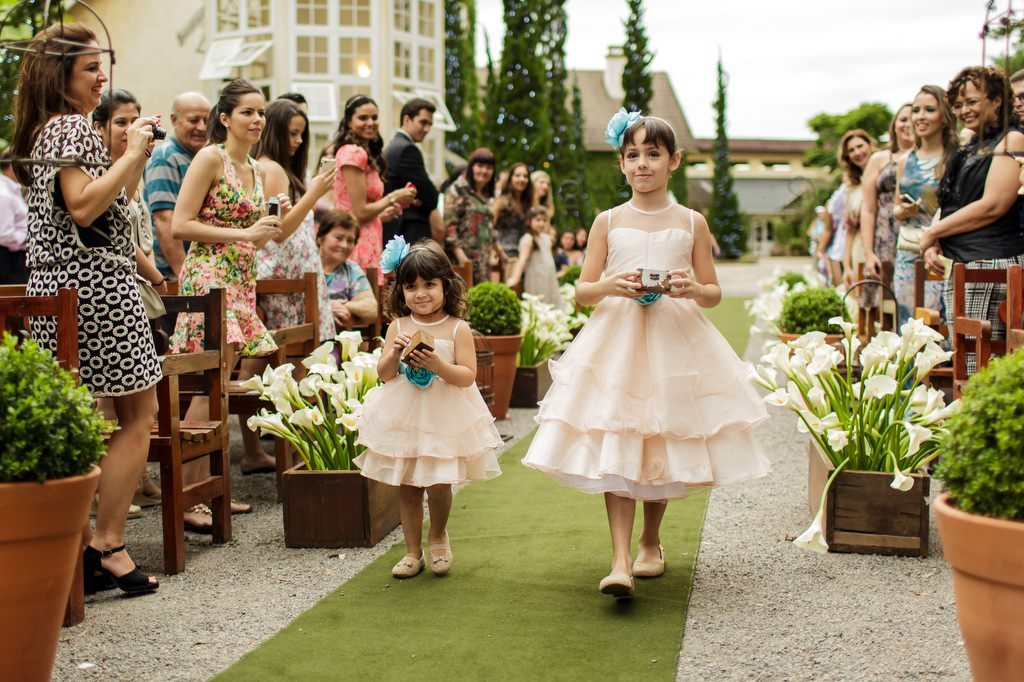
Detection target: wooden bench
<box><xmin>0</xmin><ymin>288</ymin><xmax>87</xmax><ymax>627</ymax></box>
<box><xmin>150</xmin><ymin>289</ymin><xmax>232</xmax><ymax>574</ymax></box>
<box><xmin>950</xmin><ymin>263</ymin><xmax>1009</xmax><ymax>399</ymax></box>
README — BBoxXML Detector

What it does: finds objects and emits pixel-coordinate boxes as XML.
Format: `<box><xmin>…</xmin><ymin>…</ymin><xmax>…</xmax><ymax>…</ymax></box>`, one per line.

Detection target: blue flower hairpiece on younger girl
<box><xmin>605</xmin><ymin>108</ymin><xmax>643</xmax><ymax>148</ymax></box>
<box><xmin>380</xmin><ymin>235</ymin><xmax>411</xmax><ymax>274</ymax></box>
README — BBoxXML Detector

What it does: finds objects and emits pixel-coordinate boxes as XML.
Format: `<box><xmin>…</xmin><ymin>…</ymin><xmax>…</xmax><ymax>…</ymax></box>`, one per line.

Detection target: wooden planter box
<box><xmin>281</xmin><ymin>464</ymin><xmax>401</xmax><ymax>548</ymax></box>
<box><xmin>807</xmin><ymin>441</ymin><xmax>930</xmax><ymax>557</ymax></box>
<box><xmin>510</xmin><ymin>360</ymin><xmax>552</xmax><ymax>408</ymax></box>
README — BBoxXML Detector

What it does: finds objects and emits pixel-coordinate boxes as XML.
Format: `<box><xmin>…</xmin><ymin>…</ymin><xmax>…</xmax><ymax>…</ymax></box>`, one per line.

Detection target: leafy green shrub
<box><xmin>778</xmin><ymin>287</ymin><xmax>847</xmax><ymax>335</ymax></box>
<box><xmin>559</xmin><ymin>263</ymin><xmax>582</xmax><ymax>286</ymax></box>
<box><xmin>467</xmin><ymin>282</ymin><xmax>523</xmax><ymax>336</ymax></box>
<box><xmin>936</xmin><ymin>351</ymin><xmax>1024</xmax><ymax>520</ymax></box>
<box><xmin>777</xmin><ymin>271</ymin><xmax>807</xmax><ymax>290</ymax></box>
<box><xmin>0</xmin><ymin>333</ymin><xmax>107</xmax><ymax>482</ymax></box>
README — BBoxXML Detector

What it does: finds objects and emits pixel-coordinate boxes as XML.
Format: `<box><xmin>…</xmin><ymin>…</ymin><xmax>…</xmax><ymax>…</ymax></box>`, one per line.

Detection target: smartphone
<box><xmin>319</xmin><ymin>157</ymin><xmax>335</xmax><ymax>175</ymax></box>
<box><xmin>267</xmin><ymin>196</ymin><xmax>280</xmax><ymax>217</ymax></box>
<box><xmin>899</xmin><ymin>193</ymin><xmax>918</xmax><ymax>204</ymax></box>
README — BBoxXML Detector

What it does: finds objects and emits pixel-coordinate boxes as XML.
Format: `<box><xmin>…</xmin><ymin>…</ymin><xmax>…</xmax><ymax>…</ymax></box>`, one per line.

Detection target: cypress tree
<box><xmin>491</xmin><ymin>0</ymin><xmax>550</xmax><ymax>166</ymax></box>
<box><xmin>444</xmin><ymin>0</ymin><xmax>480</xmax><ymax>158</ymax></box>
<box><xmin>564</xmin><ymin>77</ymin><xmax>591</xmax><ymax>227</ymax></box>
<box><xmin>482</xmin><ymin>29</ymin><xmax>500</xmax><ymax>152</ymax></box>
<box><xmin>708</xmin><ymin>57</ymin><xmax>745</xmax><ymax>258</ymax></box>
<box><xmin>670</xmin><ymin>149</ymin><xmax>689</xmax><ymax>205</ymax></box>
<box><xmin>539</xmin><ymin>0</ymin><xmax>572</xmax><ymax>224</ymax></box>
<box><xmin>621</xmin><ymin>0</ymin><xmax>653</xmax><ymax>114</ymax></box>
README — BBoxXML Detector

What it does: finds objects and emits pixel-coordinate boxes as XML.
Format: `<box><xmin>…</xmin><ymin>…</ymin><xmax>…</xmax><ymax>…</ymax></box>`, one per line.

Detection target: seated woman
<box><xmin>317</xmin><ymin>208</ymin><xmax>378</xmax><ymax>330</ymax></box>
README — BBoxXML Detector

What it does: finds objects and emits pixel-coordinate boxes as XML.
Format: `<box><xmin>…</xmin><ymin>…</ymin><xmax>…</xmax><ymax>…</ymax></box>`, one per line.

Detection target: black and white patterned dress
<box><xmin>25</xmin><ymin>114</ymin><xmax>161</xmax><ymax>397</ymax></box>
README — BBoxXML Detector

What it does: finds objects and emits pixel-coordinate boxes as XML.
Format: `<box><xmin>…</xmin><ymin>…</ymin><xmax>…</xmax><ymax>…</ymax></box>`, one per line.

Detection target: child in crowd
<box><xmin>555</xmin><ymin>229</ymin><xmax>584</xmax><ymax>275</ymax></box>
<box><xmin>507</xmin><ymin>206</ymin><xmax>568</xmax><ymax>310</ymax></box>
<box><xmin>317</xmin><ymin>208</ymin><xmax>378</xmax><ymax>329</ymax></box>
<box><xmin>522</xmin><ymin>111</ymin><xmax>770</xmax><ymax>598</ymax></box>
<box><xmin>356</xmin><ymin>239</ymin><xmax>502</xmax><ymax>578</ymax></box>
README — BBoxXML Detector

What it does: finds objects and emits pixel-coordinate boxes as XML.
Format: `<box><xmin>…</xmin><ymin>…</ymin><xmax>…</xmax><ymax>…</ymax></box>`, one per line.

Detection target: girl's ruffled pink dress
<box><xmin>522</xmin><ymin>206</ymin><xmax>770</xmax><ymax>500</ymax></box>
<box><xmin>355</xmin><ymin>318</ymin><xmax>502</xmax><ymax>486</ymax></box>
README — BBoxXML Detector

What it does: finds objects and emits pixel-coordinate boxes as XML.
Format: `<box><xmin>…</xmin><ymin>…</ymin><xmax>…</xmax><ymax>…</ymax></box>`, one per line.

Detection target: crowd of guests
<box><xmin>810</xmin><ymin>65</ymin><xmax>1024</xmax><ymax>361</ymax></box>
<box><xmin>0</xmin><ymin>22</ymin><xmax>590</xmax><ymax>594</ymax></box>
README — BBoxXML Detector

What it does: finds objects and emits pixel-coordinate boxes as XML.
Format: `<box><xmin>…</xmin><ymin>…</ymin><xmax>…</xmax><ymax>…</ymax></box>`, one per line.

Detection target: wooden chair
<box><xmin>0</xmin><ymin>288</ymin><xmax>87</xmax><ymax>626</ymax></box>
<box><xmin>229</xmin><ymin>273</ymin><xmax>319</xmax><ymax>495</ymax></box>
<box><xmin>911</xmin><ymin>259</ymin><xmax>953</xmax><ymax>392</ymax></box>
<box><xmin>1005</xmin><ymin>264</ymin><xmax>1024</xmax><ymax>353</ymax></box>
<box><xmin>150</xmin><ymin>288</ymin><xmax>232</xmax><ymax>574</ymax></box>
<box><xmin>951</xmin><ymin>263</ymin><xmax>1009</xmax><ymax>399</ymax></box>
<box><xmin>454</xmin><ymin>261</ymin><xmax>473</xmax><ymax>289</ymax></box>
<box><xmin>351</xmin><ymin>266</ymin><xmax>383</xmax><ymax>349</ymax></box>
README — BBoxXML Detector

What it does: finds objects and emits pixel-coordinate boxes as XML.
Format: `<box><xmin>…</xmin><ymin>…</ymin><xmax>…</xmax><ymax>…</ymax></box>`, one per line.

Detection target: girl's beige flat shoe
<box><xmin>599</xmin><ymin>573</ymin><xmax>634</xmax><ymax>597</ymax></box>
<box><xmin>428</xmin><ymin>532</ymin><xmax>452</xmax><ymax>576</ymax></box>
<box><xmin>392</xmin><ymin>554</ymin><xmax>425</xmax><ymax>578</ymax></box>
<box><xmin>631</xmin><ymin>545</ymin><xmax>665</xmax><ymax>578</ymax></box>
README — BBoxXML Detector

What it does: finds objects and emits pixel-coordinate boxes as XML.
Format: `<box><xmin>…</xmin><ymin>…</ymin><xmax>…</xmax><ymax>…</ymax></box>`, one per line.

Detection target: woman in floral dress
<box><xmin>444</xmin><ymin>147</ymin><xmax>496</xmax><ymax>285</ymax></box>
<box><xmin>171</xmin><ymin>79</ymin><xmax>283</xmax><ymax>522</ymax></box>
<box><xmin>329</xmin><ymin>94</ymin><xmax>415</xmax><ymax>282</ymax></box>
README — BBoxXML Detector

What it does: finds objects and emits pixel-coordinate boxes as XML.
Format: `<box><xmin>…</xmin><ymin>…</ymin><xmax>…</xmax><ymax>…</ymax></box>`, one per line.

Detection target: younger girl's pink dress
<box><xmin>522</xmin><ymin>203</ymin><xmax>770</xmax><ymax>500</ymax></box>
<box><xmin>355</xmin><ymin>318</ymin><xmax>502</xmax><ymax>486</ymax></box>
<box><xmin>334</xmin><ymin>143</ymin><xmax>384</xmax><ymax>283</ymax></box>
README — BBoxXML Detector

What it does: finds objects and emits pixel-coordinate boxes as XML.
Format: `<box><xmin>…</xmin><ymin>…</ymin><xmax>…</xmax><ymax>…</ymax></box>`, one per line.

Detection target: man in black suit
<box><xmin>382</xmin><ymin>98</ymin><xmax>441</xmax><ymax>245</ymax></box>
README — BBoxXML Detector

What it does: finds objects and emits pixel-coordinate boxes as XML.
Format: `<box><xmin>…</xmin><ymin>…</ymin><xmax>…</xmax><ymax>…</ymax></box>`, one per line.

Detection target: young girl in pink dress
<box><xmin>522</xmin><ymin>111</ymin><xmax>770</xmax><ymax>598</ymax></box>
<box><xmin>356</xmin><ymin>239</ymin><xmax>501</xmax><ymax>579</ymax></box>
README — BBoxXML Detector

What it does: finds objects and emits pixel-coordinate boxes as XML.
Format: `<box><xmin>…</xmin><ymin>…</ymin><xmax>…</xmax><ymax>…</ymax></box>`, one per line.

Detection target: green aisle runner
<box><xmin>217</xmin><ymin>299</ymin><xmax>748</xmax><ymax>681</ymax></box>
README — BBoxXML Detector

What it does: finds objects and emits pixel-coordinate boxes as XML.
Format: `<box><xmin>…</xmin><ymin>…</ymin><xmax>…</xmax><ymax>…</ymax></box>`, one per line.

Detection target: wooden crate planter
<box><xmin>807</xmin><ymin>441</ymin><xmax>930</xmax><ymax>557</ymax></box>
<box><xmin>281</xmin><ymin>464</ymin><xmax>401</xmax><ymax>548</ymax></box>
<box><xmin>510</xmin><ymin>361</ymin><xmax>552</xmax><ymax>408</ymax></box>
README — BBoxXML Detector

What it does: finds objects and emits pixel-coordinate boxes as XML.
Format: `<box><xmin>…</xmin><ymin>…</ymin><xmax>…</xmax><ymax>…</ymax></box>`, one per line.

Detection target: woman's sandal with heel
<box><xmin>83</xmin><ymin>545</ymin><xmax>159</xmax><ymax>595</ymax></box>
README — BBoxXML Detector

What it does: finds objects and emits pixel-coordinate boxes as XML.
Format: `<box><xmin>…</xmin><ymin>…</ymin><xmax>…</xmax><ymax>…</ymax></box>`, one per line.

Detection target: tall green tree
<box><xmin>444</xmin><ymin>0</ymin><xmax>480</xmax><ymax>158</ymax></box>
<box><xmin>563</xmin><ymin>77</ymin><xmax>590</xmax><ymax>227</ymax></box>
<box><xmin>670</xmin><ymin>150</ymin><xmax>688</xmax><ymax>205</ymax></box>
<box><xmin>621</xmin><ymin>0</ymin><xmax>653</xmax><ymax>114</ymax></box>
<box><xmin>0</xmin><ymin>2</ymin><xmax>67</xmax><ymax>147</ymax></box>
<box><xmin>804</xmin><ymin>102</ymin><xmax>892</xmax><ymax>168</ymax></box>
<box><xmin>708</xmin><ymin>57</ymin><xmax>745</xmax><ymax>258</ymax></box>
<box><xmin>538</xmin><ymin>0</ymin><xmax>573</xmax><ymax>224</ymax></box>
<box><xmin>482</xmin><ymin>28</ymin><xmax>499</xmax><ymax>146</ymax></box>
<box><xmin>490</xmin><ymin>0</ymin><xmax>550</xmax><ymax>166</ymax></box>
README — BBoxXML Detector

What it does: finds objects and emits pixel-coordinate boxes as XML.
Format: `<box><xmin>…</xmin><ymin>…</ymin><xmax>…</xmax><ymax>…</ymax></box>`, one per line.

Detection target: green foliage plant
<box><xmin>0</xmin><ymin>333</ymin><xmax>107</xmax><ymax>483</ymax></box>
<box><xmin>621</xmin><ymin>0</ymin><xmax>653</xmax><ymax>114</ymax></box>
<box><xmin>777</xmin><ymin>271</ymin><xmax>807</xmax><ymax>290</ymax></box>
<box><xmin>467</xmin><ymin>282</ymin><xmax>522</xmax><ymax>336</ymax></box>
<box><xmin>936</xmin><ymin>351</ymin><xmax>1024</xmax><ymax>521</ymax></box>
<box><xmin>708</xmin><ymin>57</ymin><xmax>746</xmax><ymax>258</ymax></box>
<box><xmin>778</xmin><ymin>287</ymin><xmax>847</xmax><ymax>335</ymax></box>
<box><xmin>804</xmin><ymin>102</ymin><xmax>893</xmax><ymax>169</ymax></box>
<box><xmin>444</xmin><ymin>0</ymin><xmax>481</xmax><ymax>157</ymax></box>
<box><xmin>558</xmin><ymin>263</ymin><xmax>582</xmax><ymax>285</ymax></box>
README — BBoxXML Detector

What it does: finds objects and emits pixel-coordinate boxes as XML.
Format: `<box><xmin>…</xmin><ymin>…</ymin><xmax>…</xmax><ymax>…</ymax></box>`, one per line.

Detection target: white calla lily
<box><xmin>828</xmin><ymin>316</ymin><xmax>855</xmax><ymax>336</ymax></box>
<box><xmin>793</xmin><ymin>509</ymin><xmax>829</xmax><ymax>554</ymax></box>
<box><xmin>238</xmin><ymin>374</ymin><xmax>266</xmax><ymax>395</ymax></box>
<box><xmin>763</xmin><ymin>388</ymin><xmax>790</xmax><ymax>407</ymax></box>
<box><xmin>302</xmin><ymin>342</ymin><xmax>336</xmax><ymax>369</ymax></box>
<box><xmin>903</xmin><ymin>422</ymin><xmax>932</xmax><ymax>457</ymax></box>
<box><xmin>890</xmin><ymin>468</ymin><xmax>915</xmax><ymax>492</ymax></box>
<box><xmin>826</xmin><ymin>428</ymin><xmax>849</xmax><ymax>451</ymax></box>
<box><xmin>336</xmin><ymin>412</ymin><xmax>359</xmax><ymax>431</ymax></box>
<box><xmin>863</xmin><ymin>375</ymin><xmax>898</xmax><ymax>400</ymax></box>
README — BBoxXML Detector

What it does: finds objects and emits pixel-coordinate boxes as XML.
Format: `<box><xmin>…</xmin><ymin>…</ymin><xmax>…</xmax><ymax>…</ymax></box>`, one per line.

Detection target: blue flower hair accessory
<box><xmin>380</xmin><ymin>235</ymin><xmax>410</xmax><ymax>274</ymax></box>
<box><xmin>634</xmin><ymin>292</ymin><xmax>662</xmax><ymax>306</ymax></box>
<box><xmin>605</xmin><ymin>108</ymin><xmax>643</xmax><ymax>148</ymax></box>
<box><xmin>400</xmin><ymin>361</ymin><xmax>436</xmax><ymax>389</ymax></box>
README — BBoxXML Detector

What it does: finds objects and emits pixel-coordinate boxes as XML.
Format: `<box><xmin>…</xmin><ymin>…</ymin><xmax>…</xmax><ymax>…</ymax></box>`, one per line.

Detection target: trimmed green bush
<box><xmin>936</xmin><ymin>351</ymin><xmax>1024</xmax><ymax>520</ymax></box>
<box><xmin>467</xmin><ymin>282</ymin><xmax>523</xmax><ymax>336</ymax></box>
<box><xmin>777</xmin><ymin>271</ymin><xmax>807</xmax><ymax>290</ymax></box>
<box><xmin>0</xmin><ymin>333</ymin><xmax>107</xmax><ymax>483</ymax></box>
<box><xmin>778</xmin><ymin>287</ymin><xmax>847</xmax><ymax>335</ymax></box>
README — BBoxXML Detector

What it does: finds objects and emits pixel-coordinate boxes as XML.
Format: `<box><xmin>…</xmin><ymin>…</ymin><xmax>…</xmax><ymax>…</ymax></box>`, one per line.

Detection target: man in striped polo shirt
<box><xmin>144</xmin><ymin>91</ymin><xmax>211</xmax><ymax>279</ymax></box>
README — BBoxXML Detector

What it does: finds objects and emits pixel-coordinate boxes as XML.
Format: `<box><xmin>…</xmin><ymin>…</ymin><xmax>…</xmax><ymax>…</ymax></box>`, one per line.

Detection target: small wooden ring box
<box><xmin>638</xmin><ymin>268</ymin><xmax>672</xmax><ymax>293</ymax></box>
<box><xmin>403</xmin><ymin>330</ymin><xmax>434</xmax><ymax>359</ymax></box>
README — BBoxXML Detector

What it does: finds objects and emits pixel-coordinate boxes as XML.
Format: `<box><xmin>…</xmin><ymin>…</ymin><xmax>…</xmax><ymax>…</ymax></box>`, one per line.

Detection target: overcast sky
<box><xmin>476</xmin><ymin>1</ymin><xmax>995</xmax><ymax>140</ymax></box>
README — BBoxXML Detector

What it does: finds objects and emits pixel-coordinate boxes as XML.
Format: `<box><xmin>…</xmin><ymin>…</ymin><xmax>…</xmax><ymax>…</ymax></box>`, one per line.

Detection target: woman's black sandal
<box><xmin>87</xmin><ymin>545</ymin><xmax>159</xmax><ymax>594</ymax></box>
<box><xmin>82</xmin><ymin>546</ymin><xmax>116</xmax><ymax>594</ymax></box>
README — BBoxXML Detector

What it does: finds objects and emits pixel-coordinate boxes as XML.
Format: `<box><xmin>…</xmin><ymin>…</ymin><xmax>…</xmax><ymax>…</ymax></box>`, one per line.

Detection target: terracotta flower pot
<box><xmin>475</xmin><ymin>334</ymin><xmax>522</xmax><ymax>420</ymax></box>
<box><xmin>779</xmin><ymin>332</ymin><xmax>843</xmax><ymax>345</ymax></box>
<box><xmin>934</xmin><ymin>493</ymin><xmax>1024</xmax><ymax>681</ymax></box>
<box><xmin>0</xmin><ymin>465</ymin><xmax>100</xmax><ymax>682</ymax></box>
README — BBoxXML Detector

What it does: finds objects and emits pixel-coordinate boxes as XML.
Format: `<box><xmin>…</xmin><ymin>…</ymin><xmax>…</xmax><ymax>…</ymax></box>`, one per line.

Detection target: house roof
<box><xmin>690</xmin><ymin>177</ymin><xmax>812</xmax><ymax>215</ymax></box>
<box><xmin>694</xmin><ymin>138</ymin><xmax>814</xmax><ymax>154</ymax></box>
<box><xmin>571</xmin><ymin>70</ymin><xmax>697</xmax><ymax>153</ymax></box>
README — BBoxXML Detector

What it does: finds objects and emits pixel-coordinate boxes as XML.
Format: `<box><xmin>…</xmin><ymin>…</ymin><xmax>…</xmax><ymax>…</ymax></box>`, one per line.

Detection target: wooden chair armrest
<box><xmin>953</xmin><ymin>316</ymin><xmax>992</xmax><ymax>339</ymax></box>
<box><xmin>270</xmin><ymin>322</ymin><xmax>315</xmax><ymax>348</ymax></box>
<box><xmin>914</xmin><ymin>306</ymin><xmax>942</xmax><ymax>325</ymax></box>
<box><xmin>160</xmin><ymin>350</ymin><xmax>221</xmax><ymax>375</ymax></box>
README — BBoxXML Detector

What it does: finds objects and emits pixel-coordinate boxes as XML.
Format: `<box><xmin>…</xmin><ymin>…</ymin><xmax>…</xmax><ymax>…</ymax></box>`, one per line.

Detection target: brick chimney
<box><xmin>603</xmin><ymin>46</ymin><xmax>626</xmax><ymax>101</ymax></box>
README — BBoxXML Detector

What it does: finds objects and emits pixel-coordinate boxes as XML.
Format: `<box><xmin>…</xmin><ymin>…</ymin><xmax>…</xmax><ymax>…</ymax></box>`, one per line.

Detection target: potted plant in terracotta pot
<box><xmin>467</xmin><ymin>282</ymin><xmax>523</xmax><ymax>420</ymax></box>
<box><xmin>753</xmin><ymin>317</ymin><xmax>959</xmax><ymax>557</ymax></box>
<box><xmin>0</xmin><ymin>333</ymin><xmax>107</xmax><ymax>681</ymax></box>
<box><xmin>745</xmin><ymin>267</ymin><xmax>826</xmax><ymax>338</ymax></box>
<box><xmin>777</xmin><ymin>286</ymin><xmax>849</xmax><ymax>344</ymax></box>
<box><xmin>244</xmin><ymin>331</ymin><xmax>399</xmax><ymax>548</ymax></box>
<box><xmin>933</xmin><ymin>351</ymin><xmax>1024</xmax><ymax>680</ymax></box>
<box><xmin>511</xmin><ymin>293</ymin><xmax>578</xmax><ymax>408</ymax></box>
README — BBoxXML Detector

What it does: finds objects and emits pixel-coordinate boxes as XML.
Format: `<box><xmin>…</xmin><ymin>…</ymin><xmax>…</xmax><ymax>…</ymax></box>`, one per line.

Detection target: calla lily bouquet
<box><xmin>242</xmin><ymin>331</ymin><xmax>382</xmax><ymax>471</ymax></box>
<box><xmin>518</xmin><ymin>293</ymin><xmax>582</xmax><ymax>366</ymax></box>
<box><xmin>745</xmin><ymin>267</ymin><xmax>827</xmax><ymax>336</ymax></box>
<box><xmin>751</xmin><ymin>316</ymin><xmax>961</xmax><ymax>553</ymax></box>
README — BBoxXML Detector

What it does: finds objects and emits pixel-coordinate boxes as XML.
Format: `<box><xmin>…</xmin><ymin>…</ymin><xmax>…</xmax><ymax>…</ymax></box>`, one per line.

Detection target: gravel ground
<box><xmin>676</xmin><ymin>386</ymin><xmax>970</xmax><ymax>680</ymax></box>
<box><xmin>51</xmin><ymin>409</ymin><xmax>538</xmax><ymax>682</ymax></box>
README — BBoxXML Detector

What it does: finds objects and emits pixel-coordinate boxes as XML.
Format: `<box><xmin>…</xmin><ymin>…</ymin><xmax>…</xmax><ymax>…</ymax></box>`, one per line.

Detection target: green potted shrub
<box><xmin>558</xmin><ymin>263</ymin><xmax>582</xmax><ymax>286</ymax></box>
<box><xmin>0</xmin><ymin>333</ymin><xmax>106</xmax><ymax>681</ymax></box>
<box><xmin>467</xmin><ymin>282</ymin><xmax>523</xmax><ymax>419</ymax></box>
<box><xmin>777</xmin><ymin>287</ymin><xmax>848</xmax><ymax>341</ymax></box>
<box><xmin>933</xmin><ymin>351</ymin><xmax>1024</xmax><ymax>680</ymax></box>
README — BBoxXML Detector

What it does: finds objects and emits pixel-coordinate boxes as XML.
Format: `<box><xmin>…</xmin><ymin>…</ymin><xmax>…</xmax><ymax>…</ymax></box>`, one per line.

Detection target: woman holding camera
<box><xmin>11</xmin><ymin>23</ymin><xmax>161</xmax><ymax>593</ymax></box>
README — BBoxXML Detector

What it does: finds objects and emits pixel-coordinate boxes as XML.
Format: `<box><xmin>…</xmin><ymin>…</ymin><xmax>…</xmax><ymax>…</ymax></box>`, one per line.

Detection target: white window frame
<box><xmin>392</xmin><ymin>88</ymin><xmax>455</xmax><ymax>132</ymax></box>
<box><xmin>292</xmin><ymin>82</ymin><xmax>338</xmax><ymax>123</ymax></box>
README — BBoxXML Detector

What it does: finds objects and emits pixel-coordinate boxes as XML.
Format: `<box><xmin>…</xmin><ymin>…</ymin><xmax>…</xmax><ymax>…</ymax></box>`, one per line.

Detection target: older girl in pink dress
<box><xmin>330</xmin><ymin>95</ymin><xmax>416</xmax><ymax>281</ymax></box>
